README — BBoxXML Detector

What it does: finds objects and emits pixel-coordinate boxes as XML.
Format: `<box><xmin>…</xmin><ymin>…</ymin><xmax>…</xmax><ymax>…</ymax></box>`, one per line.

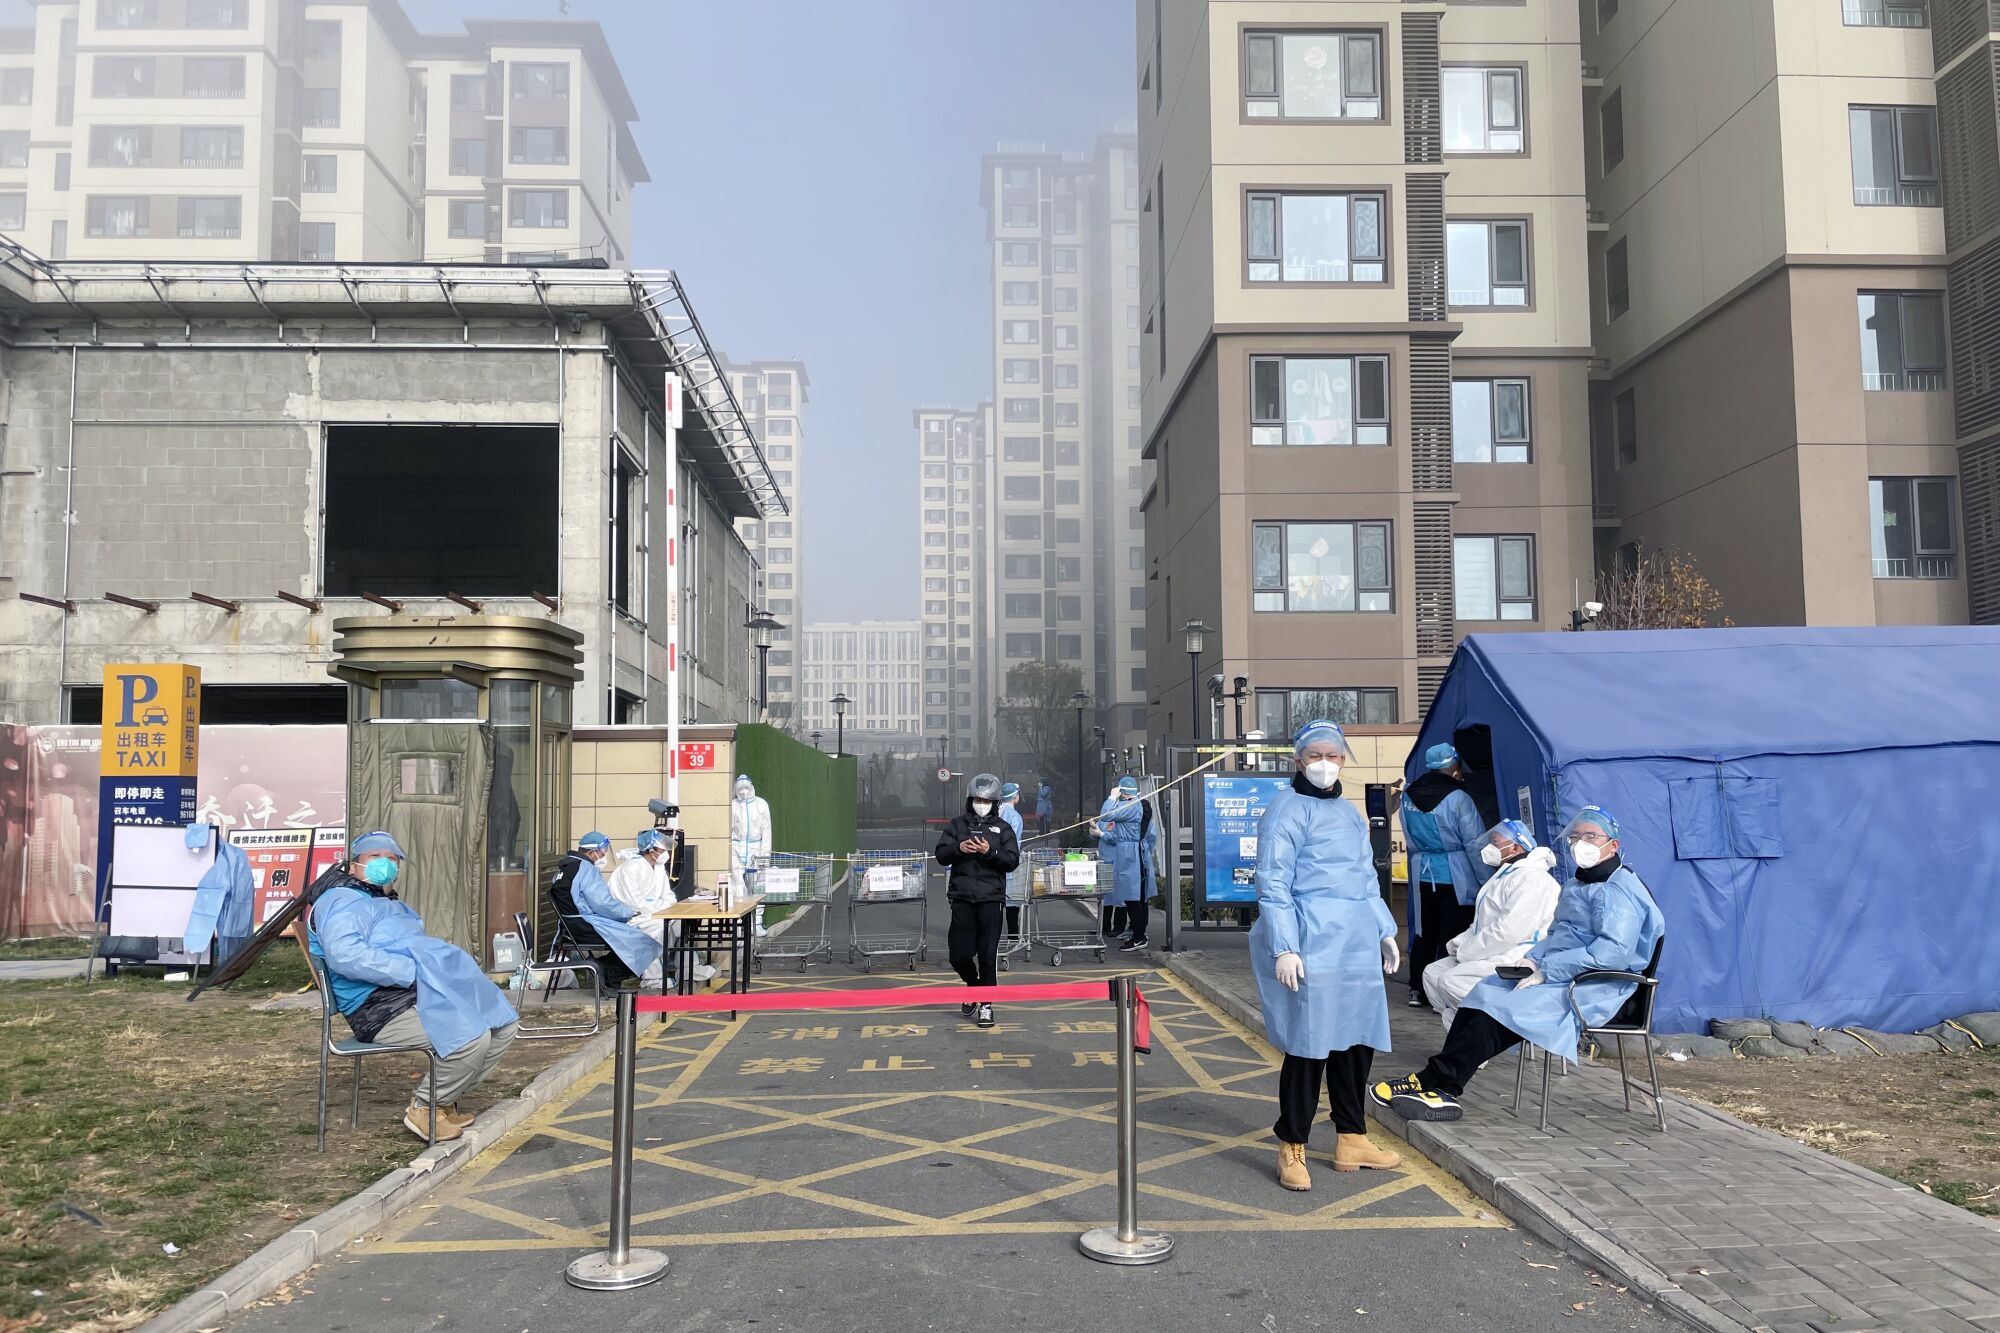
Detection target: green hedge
<box><xmin>734</xmin><ymin>723</ymin><xmax>857</xmax><ymax>855</ymax></box>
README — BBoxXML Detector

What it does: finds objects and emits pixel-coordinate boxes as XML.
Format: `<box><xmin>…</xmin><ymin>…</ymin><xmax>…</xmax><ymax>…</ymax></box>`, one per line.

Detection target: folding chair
<box><xmin>510</xmin><ymin>909</ymin><xmax>603</xmax><ymax>1041</ymax></box>
<box><xmin>1513</xmin><ymin>937</ymin><xmax>1667</xmax><ymax>1133</ymax></box>
<box><xmin>306</xmin><ymin>949</ymin><xmax>437</xmax><ymax>1152</ymax></box>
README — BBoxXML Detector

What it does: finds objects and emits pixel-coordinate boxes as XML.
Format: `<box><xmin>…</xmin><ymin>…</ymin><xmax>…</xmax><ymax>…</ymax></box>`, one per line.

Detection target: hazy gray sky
<box><xmin>410</xmin><ymin>0</ymin><xmax>1140</xmax><ymax>624</ymax></box>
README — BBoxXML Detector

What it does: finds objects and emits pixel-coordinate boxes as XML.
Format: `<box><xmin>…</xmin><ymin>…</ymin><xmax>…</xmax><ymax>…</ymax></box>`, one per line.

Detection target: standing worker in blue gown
<box><xmin>1094</xmin><ymin>776</ymin><xmax>1144</xmax><ymax>942</ymax></box>
<box><xmin>308</xmin><ymin>830</ymin><xmax>519</xmax><ymax>1142</ymax></box>
<box><xmin>1398</xmin><ymin>743</ymin><xmax>1493</xmax><ymax>1009</ymax></box>
<box><xmin>1251</xmin><ymin>720</ymin><xmax>1404</xmax><ymax>1191</ymax></box>
<box><xmin>1373</xmin><ymin>805</ymin><xmax>1665</xmax><ymax>1122</ymax></box>
<box><xmin>998</xmin><ymin>782</ymin><xmax>1028</xmax><ymax>939</ymax></box>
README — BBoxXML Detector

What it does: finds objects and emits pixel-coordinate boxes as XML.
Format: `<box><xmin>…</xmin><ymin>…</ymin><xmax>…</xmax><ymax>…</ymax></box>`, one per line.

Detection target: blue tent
<box><xmin>1410</xmin><ymin>627</ymin><xmax>2000</xmax><ymax>1036</ymax></box>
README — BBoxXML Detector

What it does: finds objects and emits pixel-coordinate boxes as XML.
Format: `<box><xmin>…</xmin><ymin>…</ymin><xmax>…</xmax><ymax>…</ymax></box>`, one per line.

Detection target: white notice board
<box><xmin>864</xmin><ymin>865</ymin><xmax>906</xmax><ymax>897</ymax></box>
<box><xmin>762</xmin><ymin>867</ymin><xmax>801</xmax><ymax>900</ymax></box>
<box><xmin>111</xmin><ymin>823</ymin><xmax>215</xmax><ymax>888</ymax></box>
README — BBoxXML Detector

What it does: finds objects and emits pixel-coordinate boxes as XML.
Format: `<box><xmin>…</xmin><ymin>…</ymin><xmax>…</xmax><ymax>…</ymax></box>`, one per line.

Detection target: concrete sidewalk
<box><xmin>1160</xmin><ymin>934</ymin><xmax>2000</xmax><ymax>1333</ymax></box>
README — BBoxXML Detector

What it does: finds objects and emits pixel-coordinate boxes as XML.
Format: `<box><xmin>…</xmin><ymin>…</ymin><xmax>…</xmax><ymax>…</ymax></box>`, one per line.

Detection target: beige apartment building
<box><xmin>915</xmin><ymin>404</ymin><xmax>991</xmax><ymax>758</ymax></box>
<box><xmin>731</xmin><ymin>359</ymin><xmax>809</xmax><ymax>721</ymax></box>
<box><xmin>0</xmin><ymin>0</ymin><xmax>639</xmax><ymax>264</ymax></box>
<box><xmin>1585</xmin><ymin>0</ymin><xmax>1966</xmax><ymax>627</ymax></box>
<box><xmin>1138</xmin><ymin>0</ymin><xmax>1595</xmax><ymax>739</ymax></box>
<box><xmin>796</xmin><ymin>620</ymin><xmax>923</xmax><ymax>757</ymax></box>
<box><xmin>980</xmin><ymin>134</ymin><xmax>1148</xmax><ymax>764</ymax></box>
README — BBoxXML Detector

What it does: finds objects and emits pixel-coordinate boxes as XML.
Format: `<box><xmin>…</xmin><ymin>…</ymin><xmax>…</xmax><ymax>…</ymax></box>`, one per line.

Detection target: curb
<box><xmin>1157</xmin><ymin>953</ymin><xmax>1754</xmax><ymax>1333</ymax></box>
<box><xmin>136</xmin><ymin>1007</ymin><xmax>633</xmax><ymax>1333</ymax></box>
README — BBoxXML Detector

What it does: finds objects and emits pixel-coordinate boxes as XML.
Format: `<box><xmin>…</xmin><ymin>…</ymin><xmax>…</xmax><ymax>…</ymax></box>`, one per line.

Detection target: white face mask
<box><xmin>1303</xmin><ymin>759</ymin><xmax>1341</xmax><ymax>790</ymax></box>
<box><xmin>1480</xmin><ymin>843</ymin><xmax>1505</xmax><ymax>868</ymax></box>
<box><xmin>1570</xmin><ymin>840</ymin><xmax>1605</xmax><ymax>869</ymax></box>
<box><xmin>971</xmin><ymin>800</ymin><xmax>993</xmax><ymax>817</ymax></box>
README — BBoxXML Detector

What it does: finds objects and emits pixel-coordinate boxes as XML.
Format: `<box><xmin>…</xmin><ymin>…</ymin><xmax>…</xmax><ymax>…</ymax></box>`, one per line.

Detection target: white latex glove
<box><xmin>1380</xmin><ymin>936</ymin><xmax>1400</xmax><ymax>975</ymax></box>
<box><xmin>1274</xmin><ymin>952</ymin><xmax>1305</xmax><ymax>991</ymax></box>
<box><xmin>1515</xmin><ymin>960</ymin><xmax>1545</xmax><ymax>989</ymax></box>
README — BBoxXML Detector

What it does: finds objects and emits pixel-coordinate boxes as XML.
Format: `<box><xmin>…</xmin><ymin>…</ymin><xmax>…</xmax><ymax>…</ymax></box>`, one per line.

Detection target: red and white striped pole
<box><xmin>663</xmin><ymin>372</ymin><xmax>682</xmax><ymax>816</ymax></box>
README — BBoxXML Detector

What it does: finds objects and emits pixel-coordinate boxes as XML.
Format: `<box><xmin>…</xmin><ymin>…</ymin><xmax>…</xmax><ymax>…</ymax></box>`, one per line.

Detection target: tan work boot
<box><xmin>438</xmin><ymin>1102</ymin><xmax>477</xmax><ymax>1129</ymax></box>
<box><xmin>1276</xmin><ymin>1140</ymin><xmax>1312</xmax><ymax>1192</ymax></box>
<box><xmin>403</xmin><ymin>1101</ymin><xmax>465</xmax><ymax>1143</ymax></box>
<box><xmin>1334</xmin><ymin>1132</ymin><xmax>1401</xmax><ymax>1172</ymax></box>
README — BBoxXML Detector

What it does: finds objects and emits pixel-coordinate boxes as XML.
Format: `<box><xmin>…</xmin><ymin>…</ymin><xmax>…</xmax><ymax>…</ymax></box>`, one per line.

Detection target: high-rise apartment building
<box><xmin>1586</xmin><ymin>0</ymin><xmax>1968</xmax><ymax>626</ymax></box>
<box><xmin>915</xmin><ymin>404</ymin><xmax>990</xmax><ymax>758</ymax></box>
<box><xmin>0</xmin><ymin>0</ymin><xmax>641</xmax><ymax>264</ymax></box>
<box><xmin>797</xmin><ymin>620</ymin><xmax>923</xmax><ymax>756</ymax></box>
<box><xmin>731</xmin><ymin>359</ymin><xmax>809</xmax><ymax>721</ymax></box>
<box><xmin>980</xmin><ymin>134</ymin><xmax>1147</xmax><ymax>765</ymax></box>
<box><xmin>1138</xmin><ymin>1</ymin><xmax>1595</xmax><ymax>745</ymax></box>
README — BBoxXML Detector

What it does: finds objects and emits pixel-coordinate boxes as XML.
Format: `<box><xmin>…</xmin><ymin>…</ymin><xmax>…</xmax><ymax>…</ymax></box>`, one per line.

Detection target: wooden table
<box><xmin>654</xmin><ymin>895</ymin><xmax>763</xmax><ymax>1019</ymax></box>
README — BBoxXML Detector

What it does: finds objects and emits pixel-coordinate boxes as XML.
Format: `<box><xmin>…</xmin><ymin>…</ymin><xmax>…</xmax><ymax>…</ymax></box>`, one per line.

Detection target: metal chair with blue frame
<box><xmin>305</xmin><ymin>946</ymin><xmax>437</xmax><ymax>1152</ymax></box>
<box><xmin>510</xmin><ymin>909</ymin><xmax>603</xmax><ymax>1040</ymax></box>
<box><xmin>1512</xmin><ymin>936</ymin><xmax>1668</xmax><ymax>1133</ymax></box>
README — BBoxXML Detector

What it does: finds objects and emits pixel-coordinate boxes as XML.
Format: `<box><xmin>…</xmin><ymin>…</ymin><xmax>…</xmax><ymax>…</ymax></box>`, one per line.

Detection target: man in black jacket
<box><xmin>934</xmin><ymin>772</ymin><xmax>1020</xmax><ymax>1028</ymax></box>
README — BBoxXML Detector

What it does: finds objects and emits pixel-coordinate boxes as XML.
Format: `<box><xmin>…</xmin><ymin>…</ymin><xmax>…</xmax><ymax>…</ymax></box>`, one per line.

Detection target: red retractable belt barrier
<box><xmin>633</xmin><ymin>981</ymin><xmax>1150</xmax><ymax>1053</ymax></box>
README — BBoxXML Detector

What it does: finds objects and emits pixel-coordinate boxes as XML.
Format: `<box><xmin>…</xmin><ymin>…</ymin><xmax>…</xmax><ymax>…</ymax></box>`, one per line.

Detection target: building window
<box><xmin>1005</xmin><ymin>593</ymin><xmax>1042</xmax><ymax>618</ymax></box>
<box><xmin>176</xmin><ymin>195</ymin><xmax>239</xmax><ymax>238</ymax></box>
<box><xmin>1252</xmin><ymin>520</ymin><xmax>1392</xmax><ymax>612</ymax></box>
<box><xmin>1858</xmin><ymin>291</ymin><xmax>1945</xmax><ymax>391</ymax></box>
<box><xmin>1055</xmin><ymin>326</ymin><xmax>1078</xmax><ymax>349</ymax></box>
<box><xmin>1002</xmin><ymin>280</ymin><xmax>1038</xmax><ymax>306</ymax></box>
<box><xmin>511</xmin><ymin>63</ymin><xmax>569</xmax><ymax>99</ymax></box>
<box><xmin>1601</xmin><ymin>88</ymin><xmax>1624</xmax><ymax>172</ymax></box>
<box><xmin>183</xmin><ymin>126</ymin><xmax>243</xmax><ymax>168</ymax></box>
<box><xmin>183</xmin><ymin>55</ymin><xmax>244</xmax><ymax>98</ymax></box>
<box><xmin>509</xmin><ymin>188</ymin><xmax>568</xmax><ymax>228</ymax></box>
<box><xmin>53</xmin><ymin>154</ymin><xmax>68</xmax><ymax>191</ymax></box>
<box><xmin>1003</xmin><ymin>358</ymin><xmax>1039</xmax><ymax>384</ymax></box>
<box><xmin>1615</xmin><ymin>388</ymin><xmax>1638</xmax><ymax>467</ymax></box>
<box><xmin>1597</xmin><ymin>0</ymin><xmax>1619</xmax><ymax>26</ymax></box>
<box><xmin>301</xmin><ymin>87</ymin><xmax>339</xmax><ymax>127</ymax></box>
<box><xmin>0</xmin><ymin>68</ymin><xmax>30</xmax><ymax>104</ymax></box>
<box><xmin>1243</xmin><ymin>30</ymin><xmax>1381</xmax><ymax>120</ymax></box>
<box><xmin>451</xmin><ymin>74</ymin><xmax>485</xmax><ymax>110</ymax></box>
<box><xmin>301</xmin><ymin>153</ymin><xmax>337</xmax><ymax>191</ymax></box>
<box><xmin>1003</xmin><ymin>203</ymin><xmax>1034</xmax><ymax>227</ymax></box>
<box><xmin>510</xmin><ymin>127</ymin><xmax>568</xmax><ymax>165</ymax></box>
<box><xmin>450</xmin><ymin>137</ymin><xmax>485</xmax><ymax>176</ymax></box>
<box><xmin>1003</xmin><ymin>320</ymin><xmax>1038</xmax><ymax>345</ymax></box>
<box><xmin>1447</xmin><ymin>219</ymin><xmax>1528</xmax><ymax>307</ymax></box>
<box><xmin>1843</xmin><ymin>0</ymin><xmax>1928</xmax><ymax>27</ymax></box>
<box><xmin>1056</xmin><ymin>479</ymin><xmax>1081</xmax><ymax>504</ymax></box>
<box><xmin>1058</xmin><ymin>595</ymin><xmax>1082</xmax><ymax>620</ymax></box>
<box><xmin>299</xmin><ymin>220</ymin><xmax>334</xmax><ymax>260</ymax></box>
<box><xmin>1003</xmin><ymin>397</ymin><xmax>1039</xmax><ymax>423</ymax></box>
<box><xmin>1002</xmin><ymin>240</ymin><xmax>1037</xmax><ymax>265</ymax></box>
<box><xmin>1003</xmin><ymin>515</ymin><xmax>1041</xmax><ymax>541</ymax></box>
<box><xmin>1849</xmin><ymin>105</ymin><xmax>1939</xmax><ymax>206</ymax></box>
<box><xmin>1003</xmin><ymin>476</ymin><xmax>1041</xmax><ymax>502</ymax></box>
<box><xmin>1054</xmin><ymin>287</ymin><xmax>1078</xmax><ymax>311</ymax></box>
<box><xmin>0</xmin><ymin>193</ymin><xmax>22</xmax><ymax>230</ymax></box>
<box><xmin>0</xmin><ymin>131</ymin><xmax>23</xmax><ymax>169</ymax></box>
<box><xmin>1454</xmin><ymin>535</ymin><xmax>1536</xmax><ymax>621</ymax></box>
<box><xmin>767</xmin><ymin>418</ymin><xmax>794</xmax><ymax>438</ymax></box>
<box><xmin>91</xmin><ymin>126</ymin><xmax>149</xmax><ymax>167</ymax></box>
<box><xmin>1054</xmin><ymin>248</ymin><xmax>1078</xmax><ymax>272</ymax></box>
<box><xmin>1452</xmin><ymin>379</ymin><xmax>1529</xmax><ymax>463</ymax></box>
<box><xmin>302</xmin><ymin>19</ymin><xmax>341</xmax><ymax>59</ymax></box>
<box><xmin>1054</xmin><ymin>210</ymin><xmax>1076</xmax><ymax>234</ymax></box>
<box><xmin>1605</xmin><ymin>236</ymin><xmax>1630</xmax><ymax>321</ymax></box>
<box><xmin>1055</xmin><ymin>556</ymin><xmax>1082</xmax><ymax>581</ymax></box>
<box><xmin>1247</xmin><ymin>191</ymin><xmax>1385</xmax><ymax>284</ymax></box>
<box><xmin>1004</xmin><ymin>634</ymin><xmax>1041</xmax><ymax>658</ymax></box>
<box><xmin>448</xmin><ymin>198</ymin><xmax>484</xmax><ymax>237</ymax></box>
<box><xmin>1054</xmin><ymin>402</ymin><xmax>1079</xmax><ymax>427</ymax></box>
<box><xmin>1257</xmin><ymin>687</ymin><xmax>1397</xmax><ymax>735</ymax></box>
<box><xmin>49</xmin><ymin>219</ymin><xmax>66</xmax><ymax>256</ymax></box>
<box><xmin>1004</xmin><ymin>554</ymin><xmax>1041</xmax><ymax>578</ymax></box>
<box><xmin>1056</xmin><ymin>634</ymin><xmax>1083</xmax><ymax>660</ymax></box>
<box><xmin>96</xmin><ymin>0</ymin><xmax>158</xmax><ymax>28</ymax></box>
<box><xmin>1870</xmin><ymin>476</ymin><xmax>1956</xmax><ymax>578</ymax></box>
<box><xmin>1251</xmin><ymin>355</ymin><xmax>1389</xmax><ymax>446</ymax></box>
<box><xmin>93</xmin><ymin>56</ymin><xmax>155</xmax><ymax>98</ymax></box>
<box><xmin>85</xmin><ymin>195</ymin><xmax>147</xmax><ymax>237</ymax></box>
<box><xmin>1003</xmin><ymin>437</ymin><xmax>1039</xmax><ymax>463</ymax></box>
<box><xmin>1443</xmin><ymin>67</ymin><xmax>1524</xmax><ymax>153</ymax></box>
<box><xmin>1054</xmin><ymin>364</ymin><xmax>1079</xmax><ymax>388</ymax></box>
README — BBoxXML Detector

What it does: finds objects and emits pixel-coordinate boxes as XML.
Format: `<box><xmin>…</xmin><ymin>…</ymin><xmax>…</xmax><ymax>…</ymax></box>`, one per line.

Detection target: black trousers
<box><xmin>1274</xmin><ymin>1047</ymin><xmax>1375</xmax><ymax>1142</ymax></box>
<box><xmin>1101</xmin><ymin>905</ymin><xmax>1129</xmax><ymax>936</ymax></box>
<box><xmin>1407</xmin><ymin>882</ymin><xmax>1474</xmax><ymax>998</ymax></box>
<box><xmin>1420</xmin><ymin>1008</ymin><xmax>1525</xmax><ymax>1096</ymax></box>
<box><xmin>949</xmin><ymin>900</ymin><xmax>1003</xmax><ymax>989</ymax></box>
<box><xmin>1125</xmin><ymin>899</ymin><xmax>1150</xmax><ymax>941</ymax></box>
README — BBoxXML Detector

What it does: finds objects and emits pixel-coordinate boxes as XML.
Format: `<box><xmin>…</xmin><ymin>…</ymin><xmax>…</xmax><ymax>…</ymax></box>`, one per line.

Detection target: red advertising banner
<box><xmin>232</xmin><ymin>827</ymin><xmax>316</xmax><ymax>927</ymax></box>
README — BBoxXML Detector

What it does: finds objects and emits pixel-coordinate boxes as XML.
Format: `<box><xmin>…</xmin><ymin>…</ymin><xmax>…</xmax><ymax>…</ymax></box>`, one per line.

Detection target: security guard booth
<box><xmin>329</xmin><ymin>616</ymin><xmax>583</xmax><ymax>967</ymax></box>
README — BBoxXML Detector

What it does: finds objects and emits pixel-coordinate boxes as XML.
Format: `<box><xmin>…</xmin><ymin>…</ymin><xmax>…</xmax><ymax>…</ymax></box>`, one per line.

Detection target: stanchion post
<box><xmin>565</xmin><ymin>986</ymin><xmax>670</xmax><ymax>1290</ymax></box>
<box><xmin>1078</xmin><ymin>976</ymin><xmax>1174</xmax><ymax>1265</ymax></box>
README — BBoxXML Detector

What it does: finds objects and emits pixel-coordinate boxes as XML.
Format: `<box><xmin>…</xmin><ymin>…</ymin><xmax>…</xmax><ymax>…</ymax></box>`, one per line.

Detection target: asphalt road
<box><xmin>221</xmin><ymin>839</ymin><xmax>1679</xmax><ymax>1333</ymax></box>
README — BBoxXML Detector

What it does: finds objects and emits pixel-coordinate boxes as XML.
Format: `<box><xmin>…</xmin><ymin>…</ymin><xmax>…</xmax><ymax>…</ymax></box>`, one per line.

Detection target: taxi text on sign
<box><xmin>101</xmin><ymin>663</ymin><xmax>201</xmax><ymax>776</ymax></box>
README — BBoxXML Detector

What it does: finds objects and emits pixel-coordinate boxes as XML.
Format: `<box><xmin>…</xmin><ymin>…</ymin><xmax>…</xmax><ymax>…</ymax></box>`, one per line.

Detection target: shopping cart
<box><xmin>1028</xmin><ymin>849</ymin><xmax>1108</xmax><ymax>967</ymax></box>
<box><xmin>751</xmin><ymin>852</ymin><xmax>835</xmax><ymax>973</ymax></box>
<box><xmin>998</xmin><ymin>848</ymin><xmax>1033</xmax><ymax>972</ymax></box>
<box><xmin>844</xmin><ymin>849</ymin><xmax>931</xmax><ymax>972</ymax></box>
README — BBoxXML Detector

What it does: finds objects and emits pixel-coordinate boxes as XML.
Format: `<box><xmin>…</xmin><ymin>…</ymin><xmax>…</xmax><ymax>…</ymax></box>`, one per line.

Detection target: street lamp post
<box><xmin>1182</xmin><ymin>619</ymin><xmax>1209</xmax><ymax>742</ymax></box>
<box><xmin>810</xmin><ymin>730</ymin><xmax>822</xmax><ymax>752</ymax></box>
<box><xmin>1071</xmin><ymin>690</ymin><xmax>1091</xmax><ymax>820</ymax></box>
<box><xmin>744</xmin><ymin>609</ymin><xmax>783</xmax><ymax>718</ymax></box>
<box><xmin>830</xmin><ymin>691</ymin><xmax>851</xmax><ymax>758</ymax></box>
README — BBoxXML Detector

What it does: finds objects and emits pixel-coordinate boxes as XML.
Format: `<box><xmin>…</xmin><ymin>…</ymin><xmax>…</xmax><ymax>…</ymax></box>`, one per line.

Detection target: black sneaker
<box><xmin>976</xmin><ymin>1003</ymin><xmax>995</xmax><ymax>1028</ymax></box>
<box><xmin>960</xmin><ymin>1003</ymin><xmax>977</xmax><ymax>1020</ymax></box>
<box><xmin>1407</xmin><ymin>991</ymin><xmax>1429</xmax><ymax>1008</ymax></box>
<box><xmin>1120</xmin><ymin>936</ymin><xmax>1150</xmax><ymax>952</ymax></box>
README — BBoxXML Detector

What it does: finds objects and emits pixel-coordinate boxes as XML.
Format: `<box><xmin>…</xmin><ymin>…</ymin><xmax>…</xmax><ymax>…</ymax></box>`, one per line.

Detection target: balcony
<box><xmin>1874</xmin><ymin>555</ymin><xmax>1957</xmax><ymax>578</ymax></box>
<box><xmin>1861</xmin><ymin>369</ymin><xmax>1946</xmax><ymax>391</ymax></box>
<box><xmin>1853</xmin><ymin>183</ymin><xmax>1939</xmax><ymax>207</ymax></box>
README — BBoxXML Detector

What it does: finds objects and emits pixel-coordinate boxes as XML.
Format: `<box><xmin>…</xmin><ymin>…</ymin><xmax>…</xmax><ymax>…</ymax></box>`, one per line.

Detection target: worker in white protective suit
<box><xmin>1421</xmin><ymin>818</ymin><xmax>1562</xmax><ymax>1030</ymax></box>
<box><xmin>731</xmin><ymin>773</ymin><xmax>773</xmax><ymax>937</ymax></box>
<box><xmin>612</xmin><ymin>829</ymin><xmax>713</xmax><ymax>983</ymax></box>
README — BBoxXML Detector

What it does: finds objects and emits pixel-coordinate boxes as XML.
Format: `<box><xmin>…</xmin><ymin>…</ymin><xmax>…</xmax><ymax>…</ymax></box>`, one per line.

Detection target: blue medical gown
<box><xmin>1096</xmin><ymin>798</ymin><xmax>1145</xmax><ymax>907</ymax></box>
<box><xmin>182</xmin><ymin>839</ymin><xmax>254</xmax><ymax>962</ymax></box>
<box><xmin>1400</xmin><ymin>786</ymin><xmax>1492</xmax><ymax>908</ymax></box>
<box><xmin>309</xmin><ymin>884</ymin><xmax>518</xmax><ymax>1057</ymax></box>
<box><xmin>1248</xmin><ymin>789</ymin><xmax>1397</xmax><ymax>1057</ymax></box>
<box><xmin>1462</xmin><ymin>864</ymin><xmax>1665</xmax><ymax>1058</ymax></box>
<box><xmin>569</xmin><ymin>857</ymin><xmax>664</xmax><ymax>978</ymax></box>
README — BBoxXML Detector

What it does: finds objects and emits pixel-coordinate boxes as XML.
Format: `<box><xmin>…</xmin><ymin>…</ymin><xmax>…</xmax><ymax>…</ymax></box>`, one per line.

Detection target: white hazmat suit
<box><xmin>1422</xmin><ymin>844</ymin><xmax>1562</xmax><ymax>1030</ymax></box>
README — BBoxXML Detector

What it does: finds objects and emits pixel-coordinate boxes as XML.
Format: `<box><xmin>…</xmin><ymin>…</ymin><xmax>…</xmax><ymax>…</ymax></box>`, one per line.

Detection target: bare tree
<box><xmin>1594</xmin><ymin>545</ymin><xmax>1732</xmax><ymax>630</ymax></box>
<box><xmin>996</xmin><ymin>660</ymin><xmax>1087</xmax><ymax>813</ymax></box>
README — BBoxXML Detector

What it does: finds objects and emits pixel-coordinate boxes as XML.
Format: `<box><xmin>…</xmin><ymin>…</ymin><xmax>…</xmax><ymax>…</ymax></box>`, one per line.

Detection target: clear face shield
<box><xmin>1480</xmin><ymin>818</ymin><xmax>1538</xmax><ymax>868</ymax></box>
